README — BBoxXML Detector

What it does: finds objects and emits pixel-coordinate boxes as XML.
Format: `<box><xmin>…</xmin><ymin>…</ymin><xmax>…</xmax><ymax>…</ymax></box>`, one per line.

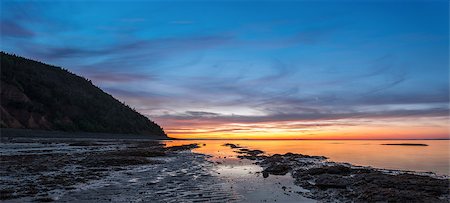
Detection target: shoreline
<box><xmin>0</xmin><ymin>128</ymin><xmax>172</xmax><ymax>140</ymax></box>
<box><xmin>1</xmin><ymin>138</ymin><xmax>448</xmax><ymax>202</ymax></box>
<box><xmin>175</xmin><ymin>138</ymin><xmax>450</xmax><ymax>140</ymax></box>
<box><xmin>222</xmin><ymin>143</ymin><xmax>450</xmax><ymax>202</ymax></box>
<box><xmin>2</xmin><ymin>129</ymin><xmax>447</xmax><ymax>141</ymax></box>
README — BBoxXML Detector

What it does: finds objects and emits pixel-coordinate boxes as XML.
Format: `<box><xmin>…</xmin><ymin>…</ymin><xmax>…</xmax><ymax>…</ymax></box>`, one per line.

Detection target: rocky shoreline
<box><xmin>224</xmin><ymin>143</ymin><xmax>450</xmax><ymax>202</ymax></box>
<box><xmin>0</xmin><ymin>138</ymin><xmax>206</xmax><ymax>202</ymax></box>
<box><xmin>1</xmin><ymin>139</ymin><xmax>448</xmax><ymax>202</ymax></box>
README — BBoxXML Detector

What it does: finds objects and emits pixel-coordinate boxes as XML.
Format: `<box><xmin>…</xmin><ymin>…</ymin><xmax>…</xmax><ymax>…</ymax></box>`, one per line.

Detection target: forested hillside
<box><xmin>0</xmin><ymin>52</ymin><xmax>167</xmax><ymax>137</ymax></box>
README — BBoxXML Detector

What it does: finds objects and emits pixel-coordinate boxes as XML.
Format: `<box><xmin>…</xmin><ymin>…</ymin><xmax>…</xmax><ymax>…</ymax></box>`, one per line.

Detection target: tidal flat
<box><xmin>1</xmin><ymin>137</ymin><xmax>449</xmax><ymax>202</ymax></box>
<box><xmin>0</xmin><ymin>138</ymin><xmax>238</xmax><ymax>202</ymax></box>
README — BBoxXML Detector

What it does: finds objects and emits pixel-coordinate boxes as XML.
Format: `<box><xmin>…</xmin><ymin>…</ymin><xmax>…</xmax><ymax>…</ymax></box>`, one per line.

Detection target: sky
<box><xmin>1</xmin><ymin>0</ymin><xmax>449</xmax><ymax>139</ymax></box>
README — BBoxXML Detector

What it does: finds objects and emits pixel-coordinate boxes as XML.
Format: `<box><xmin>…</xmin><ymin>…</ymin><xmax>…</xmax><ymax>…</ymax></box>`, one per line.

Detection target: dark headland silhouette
<box><xmin>0</xmin><ymin>52</ymin><xmax>167</xmax><ymax>138</ymax></box>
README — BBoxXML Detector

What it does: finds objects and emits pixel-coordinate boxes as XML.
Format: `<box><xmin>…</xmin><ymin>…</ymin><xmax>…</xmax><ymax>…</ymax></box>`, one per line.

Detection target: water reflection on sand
<box><xmin>166</xmin><ymin>141</ymin><xmax>315</xmax><ymax>202</ymax></box>
<box><xmin>165</xmin><ymin>140</ymin><xmax>449</xmax><ymax>176</ymax></box>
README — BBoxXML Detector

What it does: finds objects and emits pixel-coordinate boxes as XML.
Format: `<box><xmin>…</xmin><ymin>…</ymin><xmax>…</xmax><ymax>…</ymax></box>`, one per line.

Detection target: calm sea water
<box><xmin>165</xmin><ymin>140</ymin><xmax>450</xmax><ymax>176</ymax></box>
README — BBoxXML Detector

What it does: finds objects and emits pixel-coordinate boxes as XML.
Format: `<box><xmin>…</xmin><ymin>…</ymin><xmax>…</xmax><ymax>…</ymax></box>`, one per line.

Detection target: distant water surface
<box><xmin>165</xmin><ymin>140</ymin><xmax>449</xmax><ymax>176</ymax></box>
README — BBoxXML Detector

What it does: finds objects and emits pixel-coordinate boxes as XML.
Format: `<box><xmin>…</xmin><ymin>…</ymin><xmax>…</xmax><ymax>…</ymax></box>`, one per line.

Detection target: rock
<box><xmin>237</xmin><ymin>155</ymin><xmax>261</xmax><ymax>160</ymax></box>
<box><xmin>294</xmin><ymin>166</ymin><xmax>450</xmax><ymax>202</ymax></box>
<box><xmin>314</xmin><ymin>174</ymin><xmax>350</xmax><ymax>189</ymax></box>
<box><xmin>166</xmin><ymin>144</ymin><xmax>199</xmax><ymax>151</ymax></box>
<box><xmin>223</xmin><ymin>143</ymin><xmax>241</xmax><ymax>148</ymax></box>
<box><xmin>236</xmin><ymin>149</ymin><xmax>264</xmax><ymax>156</ymax></box>
<box><xmin>264</xmin><ymin>163</ymin><xmax>291</xmax><ymax>175</ymax></box>
<box><xmin>303</xmin><ymin>165</ymin><xmax>352</xmax><ymax>176</ymax></box>
<box><xmin>284</xmin><ymin>152</ymin><xmax>327</xmax><ymax>160</ymax></box>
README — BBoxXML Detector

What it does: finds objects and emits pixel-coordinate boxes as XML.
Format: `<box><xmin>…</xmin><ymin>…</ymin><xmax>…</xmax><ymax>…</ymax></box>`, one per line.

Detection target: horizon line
<box><xmin>171</xmin><ymin>138</ymin><xmax>450</xmax><ymax>141</ymax></box>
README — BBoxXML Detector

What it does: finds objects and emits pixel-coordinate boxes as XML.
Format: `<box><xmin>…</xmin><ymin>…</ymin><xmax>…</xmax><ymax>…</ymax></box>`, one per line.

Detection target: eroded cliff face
<box><xmin>2</xmin><ymin>81</ymin><xmax>37</xmax><ymax>128</ymax></box>
<box><xmin>1</xmin><ymin>81</ymin><xmax>75</xmax><ymax>129</ymax></box>
<box><xmin>0</xmin><ymin>52</ymin><xmax>167</xmax><ymax>137</ymax></box>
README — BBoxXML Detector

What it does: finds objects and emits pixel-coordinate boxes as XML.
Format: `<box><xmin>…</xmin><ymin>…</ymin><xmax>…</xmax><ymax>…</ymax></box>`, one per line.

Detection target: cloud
<box><xmin>84</xmin><ymin>71</ymin><xmax>155</xmax><ymax>83</ymax></box>
<box><xmin>20</xmin><ymin>34</ymin><xmax>234</xmax><ymax>72</ymax></box>
<box><xmin>104</xmin><ymin>87</ymin><xmax>163</xmax><ymax>99</ymax></box>
<box><xmin>355</xmin><ymin>91</ymin><xmax>449</xmax><ymax>105</ymax></box>
<box><xmin>0</xmin><ymin>20</ymin><xmax>34</xmax><ymax>38</ymax></box>
<box><xmin>165</xmin><ymin>121</ymin><xmax>359</xmax><ymax>135</ymax></box>
<box><xmin>26</xmin><ymin>46</ymin><xmax>103</xmax><ymax>60</ymax></box>
<box><xmin>184</xmin><ymin>111</ymin><xmax>221</xmax><ymax>117</ymax></box>
<box><xmin>156</xmin><ymin>108</ymin><xmax>449</xmax><ymax>124</ymax></box>
<box><xmin>232</xmin><ymin>27</ymin><xmax>335</xmax><ymax>50</ymax></box>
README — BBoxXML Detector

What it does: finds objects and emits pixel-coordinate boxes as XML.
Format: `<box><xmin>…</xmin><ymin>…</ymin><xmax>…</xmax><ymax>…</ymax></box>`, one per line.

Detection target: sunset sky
<box><xmin>1</xmin><ymin>1</ymin><xmax>448</xmax><ymax>139</ymax></box>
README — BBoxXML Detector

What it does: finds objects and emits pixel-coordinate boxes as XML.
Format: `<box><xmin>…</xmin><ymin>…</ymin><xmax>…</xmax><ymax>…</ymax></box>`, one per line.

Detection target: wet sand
<box><xmin>1</xmin><ymin>138</ymin><xmax>449</xmax><ymax>202</ymax></box>
<box><xmin>0</xmin><ymin>138</ymin><xmax>243</xmax><ymax>202</ymax></box>
<box><xmin>0</xmin><ymin>138</ymin><xmax>310</xmax><ymax>202</ymax></box>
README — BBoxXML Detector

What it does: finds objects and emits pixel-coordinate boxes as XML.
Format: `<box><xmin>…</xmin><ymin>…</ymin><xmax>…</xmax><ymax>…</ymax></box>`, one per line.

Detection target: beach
<box><xmin>1</xmin><ymin>133</ymin><xmax>449</xmax><ymax>202</ymax></box>
<box><xmin>1</xmin><ymin>137</ymin><xmax>238</xmax><ymax>202</ymax></box>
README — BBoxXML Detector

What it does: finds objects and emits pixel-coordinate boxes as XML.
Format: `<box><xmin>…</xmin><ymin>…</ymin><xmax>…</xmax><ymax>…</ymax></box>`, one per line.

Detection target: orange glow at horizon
<box><xmin>157</xmin><ymin>117</ymin><xmax>449</xmax><ymax>140</ymax></box>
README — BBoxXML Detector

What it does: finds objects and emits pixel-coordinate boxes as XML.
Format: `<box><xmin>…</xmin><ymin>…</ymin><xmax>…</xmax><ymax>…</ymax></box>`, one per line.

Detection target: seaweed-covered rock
<box><xmin>223</xmin><ymin>143</ymin><xmax>241</xmax><ymax>148</ymax></box>
<box><xmin>314</xmin><ymin>174</ymin><xmax>350</xmax><ymax>189</ymax></box>
<box><xmin>302</xmin><ymin>165</ymin><xmax>352</xmax><ymax>176</ymax></box>
<box><xmin>294</xmin><ymin>167</ymin><xmax>450</xmax><ymax>202</ymax></box>
<box><xmin>264</xmin><ymin>163</ymin><xmax>291</xmax><ymax>175</ymax></box>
